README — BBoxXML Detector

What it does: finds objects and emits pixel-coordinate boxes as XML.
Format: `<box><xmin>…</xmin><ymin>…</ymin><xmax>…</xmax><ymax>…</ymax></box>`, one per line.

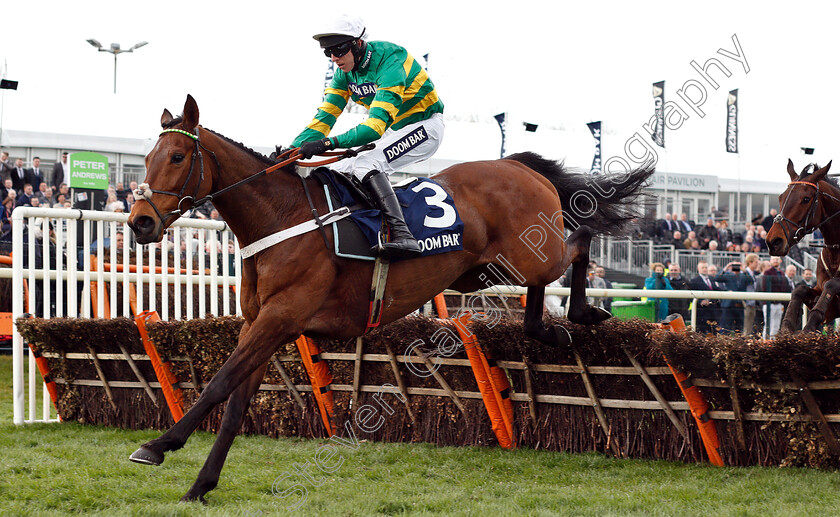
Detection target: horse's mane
<box><xmin>799</xmin><ymin>163</ymin><xmax>839</xmax><ymax>190</ymax></box>
<box><xmin>163</xmin><ymin>116</ymin><xmax>297</xmax><ymax>174</ymax></box>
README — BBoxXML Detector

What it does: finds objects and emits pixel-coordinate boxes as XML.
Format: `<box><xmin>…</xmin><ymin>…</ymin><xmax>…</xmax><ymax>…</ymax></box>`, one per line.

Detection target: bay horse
<box><xmin>126</xmin><ymin>95</ymin><xmax>653</xmax><ymax>502</ymax></box>
<box><xmin>767</xmin><ymin>159</ymin><xmax>840</xmax><ymax>333</ymax></box>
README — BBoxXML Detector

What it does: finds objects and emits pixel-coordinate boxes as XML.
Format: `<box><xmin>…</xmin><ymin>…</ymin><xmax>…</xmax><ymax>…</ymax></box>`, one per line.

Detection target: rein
<box><xmin>774</xmin><ymin>179</ymin><xmax>840</xmax><ymax>247</ymax></box>
<box><xmin>135</xmin><ymin>128</ymin><xmax>372</xmax><ymax>227</ymax></box>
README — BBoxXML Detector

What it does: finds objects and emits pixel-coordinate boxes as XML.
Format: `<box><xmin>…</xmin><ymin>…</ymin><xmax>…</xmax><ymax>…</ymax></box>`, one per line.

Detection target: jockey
<box><xmin>289</xmin><ymin>14</ymin><xmax>445</xmax><ymax>258</ymax></box>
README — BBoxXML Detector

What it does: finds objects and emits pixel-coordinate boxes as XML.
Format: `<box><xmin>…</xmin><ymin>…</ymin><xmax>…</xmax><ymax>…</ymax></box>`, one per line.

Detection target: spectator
<box><xmin>784</xmin><ymin>265</ymin><xmax>798</xmax><ymax>291</ymax></box>
<box><xmin>670</xmin><ymin>230</ymin><xmax>684</xmax><ymax>248</ymax></box>
<box><xmin>0</xmin><ymin>178</ymin><xmax>13</xmax><ymax>201</ymax></box>
<box><xmin>716</xmin><ymin>261</ymin><xmax>751</xmax><ymax>334</ymax></box>
<box><xmin>718</xmin><ymin>220</ymin><xmax>733</xmax><ymax>246</ymax></box>
<box><xmin>11</xmin><ymin>158</ymin><xmax>27</xmax><ymax>192</ymax></box>
<box><xmin>797</xmin><ymin>268</ymin><xmax>816</xmax><ymax>288</ymax></box>
<box><xmin>668</xmin><ymin>263</ymin><xmax>691</xmax><ymax>322</ymax></box>
<box><xmin>544</xmin><ymin>276</ymin><xmax>565</xmax><ymax>318</ymax></box>
<box><xmin>758</xmin><ymin>256</ymin><xmax>788</xmax><ymax>339</ymax></box>
<box><xmin>28</xmin><ymin>157</ymin><xmax>45</xmax><ymax>191</ymax></box>
<box><xmin>36</xmin><ymin>185</ymin><xmax>53</xmax><ymax>206</ymax></box>
<box><xmin>586</xmin><ymin>267</ymin><xmax>606</xmax><ymax>309</ymax></box>
<box><xmin>742</xmin><ymin>253</ymin><xmax>762</xmax><ymax>335</ymax></box>
<box><xmin>18</xmin><ymin>183</ymin><xmax>35</xmax><ymax>206</ymax></box>
<box><xmin>595</xmin><ymin>266</ymin><xmax>612</xmax><ymax>313</ymax></box>
<box><xmin>677</xmin><ymin>212</ymin><xmax>694</xmax><ymax>233</ymax></box>
<box><xmin>644</xmin><ymin>262</ymin><xmax>673</xmax><ymax>322</ymax></box>
<box><xmin>105</xmin><ymin>192</ymin><xmax>124</xmax><ymax>212</ymax></box>
<box><xmin>659</xmin><ymin>213</ymin><xmax>675</xmax><ymax>241</ymax></box>
<box><xmin>697</xmin><ymin>218</ymin><xmax>718</xmax><ymax>249</ymax></box>
<box><xmin>689</xmin><ymin>260</ymin><xmax>722</xmax><ymax>334</ymax></box>
<box><xmin>0</xmin><ymin>195</ymin><xmax>16</xmax><ymax>236</ymax></box>
<box><xmin>57</xmin><ymin>183</ymin><xmax>70</xmax><ymax>201</ymax></box>
<box><xmin>761</xmin><ymin>209</ymin><xmax>777</xmax><ymax>232</ymax></box>
<box><xmin>52</xmin><ymin>152</ymin><xmax>70</xmax><ymax>190</ymax></box>
<box><xmin>708</xmin><ymin>240</ymin><xmax>719</xmax><ymax>251</ymax></box>
<box><xmin>0</xmin><ymin>151</ymin><xmax>12</xmax><ymax>182</ymax></box>
<box><xmin>755</xmin><ymin>229</ymin><xmax>768</xmax><ymax>251</ymax></box>
<box><xmin>54</xmin><ymin>193</ymin><xmax>68</xmax><ymax>208</ymax></box>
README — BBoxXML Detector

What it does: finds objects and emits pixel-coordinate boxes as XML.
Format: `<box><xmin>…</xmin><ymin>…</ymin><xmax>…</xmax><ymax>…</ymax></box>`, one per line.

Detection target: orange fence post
<box><xmin>453</xmin><ymin>313</ymin><xmax>515</xmax><ymax>448</ymax></box>
<box><xmin>89</xmin><ymin>255</ymin><xmax>112</xmax><ymax>318</ymax></box>
<box><xmin>433</xmin><ymin>293</ymin><xmax>449</xmax><ymax>319</ymax></box>
<box><xmin>14</xmin><ymin>314</ymin><xmax>61</xmax><ymax>420</ymax></box>
<box><xmin>295</xmin><ymin>335</ymin><xmax>337</xmax><ymax>436</ymax></box>
<box><xmin>135</xmin><ymin>311</ymin><xmax>184</xmax><ymax>422</ymax></box>
<box><xmin>663</xmin><ymin>314</ymin><xmax>724</xmax><ymax>466</ymax></box>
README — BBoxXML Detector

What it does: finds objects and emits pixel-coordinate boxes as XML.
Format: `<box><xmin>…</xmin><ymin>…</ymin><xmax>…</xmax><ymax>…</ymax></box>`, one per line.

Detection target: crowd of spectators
<box><xmin>642</xmin><ymin>255</ymin><xmax>818</xmax><ymax>337</ymax></box>
<box><xmin>646</xmin><ymin>210</ymin><xmax>780</xmax><ymax>254</ymax></box>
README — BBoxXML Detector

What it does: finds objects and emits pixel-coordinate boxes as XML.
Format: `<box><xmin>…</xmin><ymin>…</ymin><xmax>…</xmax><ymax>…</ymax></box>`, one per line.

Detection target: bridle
<box><xmin>133</xmin><ymin>125</ymin><xmax>372</xmax><ymax>231</ymax></box>
<box><xmin>774</xmin><ymin>179</ymin><xmax>840</xmax><ymax>248</ymax></box>
<box><xmin>133</xmin><ymin>127</ymin><xmax>221</xmax><ymax>228</ymax></box>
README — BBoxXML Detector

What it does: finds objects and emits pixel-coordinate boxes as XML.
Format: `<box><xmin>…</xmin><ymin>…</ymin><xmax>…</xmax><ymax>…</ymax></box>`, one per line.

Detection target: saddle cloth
<box><xmin>312</xmin><ymin>168</ymin><xmax>464</xmax><ymax>261</ymax></box>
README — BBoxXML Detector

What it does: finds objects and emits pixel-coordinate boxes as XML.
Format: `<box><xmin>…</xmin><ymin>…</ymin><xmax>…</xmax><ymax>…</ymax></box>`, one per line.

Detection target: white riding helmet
<box><xmin>312</xmin><ymin>14</ymin><xmax>367</xmax><ymax>48</ymax></box>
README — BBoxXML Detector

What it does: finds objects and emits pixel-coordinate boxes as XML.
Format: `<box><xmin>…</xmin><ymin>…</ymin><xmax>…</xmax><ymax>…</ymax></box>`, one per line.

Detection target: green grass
<box><xmin>1</xmin><ymin>355</ymin><xmax>839</xmax><ymax>516</ymax></box>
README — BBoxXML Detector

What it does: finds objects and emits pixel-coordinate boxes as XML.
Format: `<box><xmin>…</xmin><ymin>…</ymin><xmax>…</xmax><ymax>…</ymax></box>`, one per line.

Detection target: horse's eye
<box><xmin>172</xmin><ymin>153</ymin><xmax>185</xmax><ymax>164</ymax></box>
<box><xmin>802</xmin><ymin>197</ymin><xmax>810</xmax><ymax>204</ymax></box>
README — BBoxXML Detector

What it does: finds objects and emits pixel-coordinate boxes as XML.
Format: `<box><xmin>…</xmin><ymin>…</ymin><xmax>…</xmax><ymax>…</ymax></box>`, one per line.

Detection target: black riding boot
<box><xmin>362</xmin><ymin>170</ymin><xmax>422</xmax><ymax>258</ymax></box>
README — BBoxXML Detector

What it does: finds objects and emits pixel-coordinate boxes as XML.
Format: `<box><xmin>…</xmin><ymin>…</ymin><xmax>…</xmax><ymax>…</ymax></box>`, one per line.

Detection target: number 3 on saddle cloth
<box><xmin>311</xmin><ymin>168</ymin><xmax>464</xmax><ymax>261</ymax></box>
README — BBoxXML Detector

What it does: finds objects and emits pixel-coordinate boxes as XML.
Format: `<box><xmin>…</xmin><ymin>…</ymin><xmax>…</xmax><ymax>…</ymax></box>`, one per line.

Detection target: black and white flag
<box><xmin>726</xmin><ymin>89</ymin><xmax>738</xmax><ymax>153</ymax></box>
<box><xmin>587</xmin><ymin>121</ymin><xmax>602</xmax><ymax>174</ymax></box>
<box><xmin>652</xmin><ymin>81</ymin><xmax>665</xmax><ymax>147</ymax></box>
<box><xmin>494</xmin><ymin>112</ymin><xmax>507</xmax><ymax>158</ymax></box>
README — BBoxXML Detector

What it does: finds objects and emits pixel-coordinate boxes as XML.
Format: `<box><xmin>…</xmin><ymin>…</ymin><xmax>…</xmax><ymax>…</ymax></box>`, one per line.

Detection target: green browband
<box><xmin>159</xmin><ymin>128</ymin><xmax>198</xmax><ymax>140</ymax></box>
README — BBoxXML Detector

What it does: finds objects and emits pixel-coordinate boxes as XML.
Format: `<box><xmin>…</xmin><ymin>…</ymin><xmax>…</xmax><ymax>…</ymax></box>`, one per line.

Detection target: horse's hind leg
<box><xmin>780</xmin><ymin>285</ymin><xmax>816</xmax><ymax>334</ymax></box>
<box><xmin>181</xmin><ymin>361</ymin><xmax>268</xmax><ymax>504</ymax></box>
<box><xmin>524</xmin><ymin>285</ymin><xmax>571</xmax><ymax>347</ymax></box>
<box><xmin>523</xmin><ymin>226</ymin><xmax>609</xmax><ymax>348</ymax></box>
<box><xmin>562</xmin><ymin>226</ymin><xmax>611</xmax><ymax>325</ymax></box>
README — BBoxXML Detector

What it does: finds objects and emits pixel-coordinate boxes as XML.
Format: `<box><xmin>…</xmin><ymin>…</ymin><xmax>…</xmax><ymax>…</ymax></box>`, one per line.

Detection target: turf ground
<box><xmin>1</xmin><ymin>355</ymin><xmax>838</xmax><ymax>516</ymax></box>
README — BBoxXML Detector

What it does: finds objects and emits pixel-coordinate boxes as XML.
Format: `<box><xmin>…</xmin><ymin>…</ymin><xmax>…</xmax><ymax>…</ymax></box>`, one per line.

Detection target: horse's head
<box><xmin>767</xmin><ymin>158</ymin><xmax>832</xmax><ymax>256</ymax></box>
<box><xmin>128</xmin><ymin>95</ymin><xmax>218</xmax><ymax>244</ymax></box>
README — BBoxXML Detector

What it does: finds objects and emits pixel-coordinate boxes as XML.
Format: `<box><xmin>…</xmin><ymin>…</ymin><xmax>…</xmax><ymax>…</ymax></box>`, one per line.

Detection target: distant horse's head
<box><xmin>128</xmin><ymin>95</ymin><xmax>218</xmax><ymax>244</ymax></box>
<box><xmin>767</xmin><ymin>159</ymin><xmax>833</xmax><ymax>256</ymax></box>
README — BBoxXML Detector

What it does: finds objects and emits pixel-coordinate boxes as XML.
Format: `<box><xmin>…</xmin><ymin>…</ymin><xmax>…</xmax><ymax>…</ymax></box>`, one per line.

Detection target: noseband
<box><xmin>775</xmin><ymin>180</ymin><xmax>840</xmax><ymax>246</ymax></box>
<box><xmin>134</xmin><ymin>127</ymin><xmax>221</xmax><ymax>228</ymax></box>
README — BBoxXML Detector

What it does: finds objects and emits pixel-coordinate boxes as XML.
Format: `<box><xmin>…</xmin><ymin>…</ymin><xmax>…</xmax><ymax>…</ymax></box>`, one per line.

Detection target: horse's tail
<box><xmin>507</xmin><ymin>151</ymin><xmax>654</xmax><ymax>236</ymax></box>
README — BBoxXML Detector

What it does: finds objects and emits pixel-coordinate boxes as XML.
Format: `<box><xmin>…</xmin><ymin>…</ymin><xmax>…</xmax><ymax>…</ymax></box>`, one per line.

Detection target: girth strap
<box><xmin>239</xmin><ymin>207</ymin><xmax>351</xmax><ymax>259</ymax></box>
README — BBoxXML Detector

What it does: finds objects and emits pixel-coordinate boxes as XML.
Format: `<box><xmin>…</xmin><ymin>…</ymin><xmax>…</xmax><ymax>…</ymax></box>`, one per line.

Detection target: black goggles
<box><xmin>323</xmin><ymin>40</ymin><xmax>354</xmax><ymax>58</ymax></box>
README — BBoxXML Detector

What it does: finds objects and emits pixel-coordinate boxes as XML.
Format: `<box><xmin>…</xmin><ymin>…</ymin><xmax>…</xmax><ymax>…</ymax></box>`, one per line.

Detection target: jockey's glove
<box><xmin>299</xmin><ymin>137</ymin><xmax>334</xmax><ymax>159</ymax></box>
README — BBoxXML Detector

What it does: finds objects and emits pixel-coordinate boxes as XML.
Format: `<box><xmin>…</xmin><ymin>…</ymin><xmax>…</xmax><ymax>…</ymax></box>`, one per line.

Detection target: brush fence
<box><xmin>15</xmin><ymin>314</ymin><xmax>840</xmax><ymax>468</ymax></box>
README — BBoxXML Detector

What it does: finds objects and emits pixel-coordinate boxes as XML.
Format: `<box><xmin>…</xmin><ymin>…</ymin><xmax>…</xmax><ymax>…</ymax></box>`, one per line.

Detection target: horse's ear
<box><xmin>182</xmin><ymin>94</ymin><xmax>199</xmax><ymax>129</ymax></box>
<box><xmin>160</xmin><ymin>109</ymin><xmax>173</xmax><ymax>128</ymax></box>
<box><xmin>787</xmin><ymin>159</ymin><xmax>797</xmax><ymax>181</ymax></box>
<box><xmin>812</xmin><ymin>160</ymin><xmax>832</xmax><ymax>182</ymax></box>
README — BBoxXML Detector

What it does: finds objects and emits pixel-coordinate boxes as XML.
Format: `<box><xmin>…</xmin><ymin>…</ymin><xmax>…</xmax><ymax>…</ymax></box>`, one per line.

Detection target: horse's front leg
<box><xmin>780</xmin><ymin>284</ymin><xmax>817</xmax><ymax>334</ymax></box>
<box><xmin>804</xmin><ymin>278</ymin><xmax>840</xmax><ymax>332</ymax></box>
<box><xmin>180</xmin><ymin>361</ymin><xmax>269</xmax><ymax>504</ymax></box>
<box><xmin>129</xmin><ymin>310</ymin><xmax>299</xmax><ymax>465</ymax></box>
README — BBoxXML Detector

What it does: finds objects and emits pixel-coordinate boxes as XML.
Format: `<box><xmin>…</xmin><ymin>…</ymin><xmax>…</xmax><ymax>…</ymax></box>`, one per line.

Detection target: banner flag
<box><xmin>652</xmin><ymin>81</ymin><xmax>665</xmax><ymax>147</ymax></box>
<box><xmin>494</xmin><ymin>112</ymin><xmax>507</xmax><ymax>158</ymax></box>
<box><xmin>586</xmin><ymin>121</ymin><xmax>602</xmax><ymax>174</ymax></box>
<box><xmin>726</xmin><ymin>89</ymin><xmax>738</xmax><ymax>153</ymax></box>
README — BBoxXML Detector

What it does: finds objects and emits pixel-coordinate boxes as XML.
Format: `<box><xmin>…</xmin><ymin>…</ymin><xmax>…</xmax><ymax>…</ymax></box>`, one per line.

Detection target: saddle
<box><xmin>310</xmin><ymin>168</ymin><xmax>464</xmax><ymax>261</ymax></box>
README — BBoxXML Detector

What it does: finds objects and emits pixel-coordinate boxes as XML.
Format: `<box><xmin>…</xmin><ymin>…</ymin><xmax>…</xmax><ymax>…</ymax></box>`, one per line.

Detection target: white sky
<box><xmin>1</xmin><ymin>1</ymin><xmax>837</xmax><ymax>182</ymax></box>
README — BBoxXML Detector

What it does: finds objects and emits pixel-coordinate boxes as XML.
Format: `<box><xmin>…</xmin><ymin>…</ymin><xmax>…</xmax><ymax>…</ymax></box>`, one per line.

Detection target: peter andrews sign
<box><xmin>69</xmin><ymin>152</ymin><xmax>109</xmax><ymax>190</ymax></box>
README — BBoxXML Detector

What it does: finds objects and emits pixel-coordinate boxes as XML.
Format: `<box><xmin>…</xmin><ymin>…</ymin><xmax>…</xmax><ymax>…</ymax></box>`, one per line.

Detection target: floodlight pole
<box><xmin>87</xmin><ymin>40</ymin><xmax>148</xmax><ymax>93</ymax></box>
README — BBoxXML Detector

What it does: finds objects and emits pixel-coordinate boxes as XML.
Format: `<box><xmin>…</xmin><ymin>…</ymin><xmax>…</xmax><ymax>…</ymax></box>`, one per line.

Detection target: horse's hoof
<box><xmin>129</xmin><ymin>446</ymin><xmax>164</xmax><ymax>466</ymax></box>
<box><xmin>180</xmin><ymin>493</ymin><xmax>208</xmax><ymax>505</ymax></box>
<box><xmin>552</xmin><ymin>325</ymin><xmax>572</xmax><ymax>347</ymax></box>
<box><xmin>592</xmin><ymin>306</ymin><xmax>612</xmax><ymax>323</ymax></box>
